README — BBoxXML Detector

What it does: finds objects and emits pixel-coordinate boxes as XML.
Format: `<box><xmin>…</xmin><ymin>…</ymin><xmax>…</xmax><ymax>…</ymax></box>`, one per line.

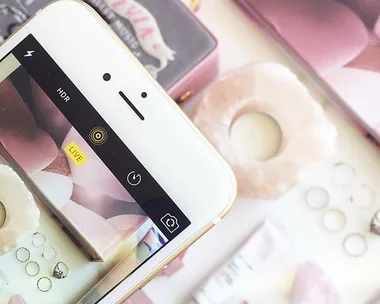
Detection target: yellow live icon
<box><xmin>64</xmin><ymin>141</ymin><xmax>88</xmax><ymax>166</ymax></box>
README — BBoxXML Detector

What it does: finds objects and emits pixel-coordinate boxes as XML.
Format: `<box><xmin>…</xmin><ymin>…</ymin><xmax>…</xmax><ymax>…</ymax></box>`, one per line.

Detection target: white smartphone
<box><xmin>0</xmin><ymin>1</ymin><xmax>236</xmax><ymax>303</ymax></box>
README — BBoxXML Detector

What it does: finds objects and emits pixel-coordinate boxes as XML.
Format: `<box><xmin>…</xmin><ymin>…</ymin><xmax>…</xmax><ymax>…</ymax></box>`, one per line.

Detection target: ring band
<box><xmin>32</xmin><ymin>232</ymin><xmax>46</xmax><ymax>248</ymax></box>
<box><xmin>350</xmin><ymin>184</ymin><xmax>375</xmax><ymax>208</ymax></box>
<box><xmin>53</xmin><ymin>262</ymin><xmax>68</xmax><ymax>279</ymax></box>
<box><xmin>343</xmin><ymin>233</ymin><xmax>368</xmax><ymax>257</ymax></box>
<box><xmin>37</xmin><ymin>277</ymin><xmax>52</xmax><ymax>292</ymax></box>
<box><xmin>16</xmin><ymin>247</ymin><xmax>30</xmax><ymax>263</ymax></box>
<box><xmin>322</xmin><ymin>208</ymin><xmax>347</xmax><ymax>232</ymax></box>
<box><xmin>332</xmin><ymin>162</ymin><xmax>356</xmax><ymax>186</ymax></box>
<box><xmin>305</xmin><ymin>187</ymin><xmax>329</xmax><ymax>210</ymax></box>
<box><xmin>370</xmin><ymin>210</ymin><xmax>380</xmax><ymax>235</ymax></box>
<box><xmin>25</xmin><ymin>261</ymin><xmax>40</xmax><ymax>277</ymax></box>
<box><xmin>42</xmin><ymin>247</ymin><xmax>57</xmax><ymax>261</ymax></box>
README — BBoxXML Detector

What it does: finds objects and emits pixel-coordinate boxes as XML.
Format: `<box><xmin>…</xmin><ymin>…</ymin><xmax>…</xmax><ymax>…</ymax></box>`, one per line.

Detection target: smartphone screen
<box><xmin>0</xmin><ymin>34</ymin><xmax>190</xmax><ymax>303</ymax></box>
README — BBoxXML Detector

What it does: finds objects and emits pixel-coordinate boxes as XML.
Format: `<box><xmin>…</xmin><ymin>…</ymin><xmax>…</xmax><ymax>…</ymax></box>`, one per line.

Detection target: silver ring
<box><xmin>42</xmin><ymin>247</ymin><xmax>57</xmax><ymax>261</ymax></box>
<box><xmin>350</xmin><ymin>184</ymin><xmax>375</xmax><ymax>208</ymax></box>
<box><xmin>305</xmin><ymin>187</ymin><xmax>329</xmax><ymax>210</ymax></box>
<box><xmin>370</xmin><ymin>210</ymin><xmax>380</xmax><ymax>235</ymax></box>
<box><xmin>343</xmin><ymin>233</ymin><xmax>368</xmax><ymax>257</ymax></box>
<box><xmin>37</xmin><ymin>277</ymin><xmax>52</xmax><ymax>292</ymax></box>
<box><xmin>32</xmin><ymin>232</ymin><xmax>46</xmax><ymax>248</ymax></box>
<box><xmin>53</xmin><ymin>262</ymin><xmax>68</xmax><ymax>279</ymax></box>
<box><xmin>322</xmin><ymin>208</ymin><xmax>347</xmax><ymax>232</ymax></box>
<box><xmin>332</xmin><ymin>162</ymin><xmax>356</xmax><ymax>186</ymax></box>
<box><xmin>16</xmin><ymin>247</ymin><xmax>30</xmax><ymax>263</ymax></box>
<box><xmin>25</xmin><ymin>261</ymin><xmax>40</xmax><ymax>277</ymax></box>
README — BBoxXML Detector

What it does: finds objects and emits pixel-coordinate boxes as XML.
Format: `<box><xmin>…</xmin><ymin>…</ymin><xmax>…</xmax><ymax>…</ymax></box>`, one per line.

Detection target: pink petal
<box><xmin>0</xmin><ymin>79</ymin><xmax>58</xmax><ymax>175</ymax></box>
<box><xmin>62</xmin><ymin>128</ymin><xmax>134</xmax><ymax>202</ymax></box>
<box><xmin>31</xmin><ymin>79</ymin><xmax>71</xmax><ymax>146</ymax></box>
<box><xmin>107</xmin><ymin>214</ymin><xmax>147</xmax><ymax>234</ymax></box>
<box><xmin>31</xmin><ymin>171</ymin><xmax>73</xmax><ymax>210</ymax></box>
<box><xmin>61</xmin><ymin>200</ymin><xmax>121</xmax><ymax>255</ymax></box>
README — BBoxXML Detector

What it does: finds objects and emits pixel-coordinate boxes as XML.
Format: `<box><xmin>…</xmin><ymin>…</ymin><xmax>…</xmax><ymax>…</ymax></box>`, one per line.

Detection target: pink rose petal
<box><xmin>62</xmin><ymin>128</ymin><xmax>134</xmax><ymax>202</ymax></box>
<box><xmin>31</xmin><ymin>79</ymin><xmax>71</xmax><ymax>146</ymax></box>
<box><xmin>107</xmin><ymin>214</ymin><xmax>147</xmax><ymax>234</ymax></box>
<box><xmin>0</xmin><ymin>80</ymin><xmax>58</xmax><ymax>175</ymax></box>
<box><xmin>61</xmin><ymin>200</ymin><xmax>121</xmax><ymax>255</ymax></box>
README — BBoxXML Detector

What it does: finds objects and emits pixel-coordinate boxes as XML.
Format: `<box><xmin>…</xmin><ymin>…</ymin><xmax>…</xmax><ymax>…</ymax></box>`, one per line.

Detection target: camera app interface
<box><xmin>0</xmin><ymin>35</ymin><xmax>190</xmax><ymax>303</ymax></box>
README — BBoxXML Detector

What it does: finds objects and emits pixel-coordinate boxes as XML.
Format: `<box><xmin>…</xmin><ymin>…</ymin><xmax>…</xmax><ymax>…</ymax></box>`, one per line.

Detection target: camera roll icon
<box><xmin>160</xmin><ymin>213</ymin><xmax>180</xmax><ymax>233</ymax></box>
<box><xmin>89</xmin><ymin>127</ymin><xmax>108</xmax><ymax>145</ymax></box>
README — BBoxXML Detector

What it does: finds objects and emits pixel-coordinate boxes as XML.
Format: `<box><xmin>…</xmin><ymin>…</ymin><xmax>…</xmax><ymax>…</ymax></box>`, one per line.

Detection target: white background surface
<box><xmin>145</xmin><ymin>1</ymin><xmax>380</xmax><ymax>303</ymax></box>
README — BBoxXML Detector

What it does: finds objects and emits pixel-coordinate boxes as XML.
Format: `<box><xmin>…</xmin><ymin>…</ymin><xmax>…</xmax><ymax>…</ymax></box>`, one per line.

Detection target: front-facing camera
<box><xmin>103</xmin><ymin>73</ymin><xmax>111</xmax><ymax>82</ymax></box>
<box><xmin>141</xmin><ymin>92</ymin><xmax>147</xmax><ymax>99</ymax></box>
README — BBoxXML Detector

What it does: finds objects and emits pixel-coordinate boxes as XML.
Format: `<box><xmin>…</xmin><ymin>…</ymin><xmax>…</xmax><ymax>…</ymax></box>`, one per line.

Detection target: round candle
<box><xmin>230</xmin><ymin>112</ymin><xmax>282</xmax><ymax>161</ymax></box>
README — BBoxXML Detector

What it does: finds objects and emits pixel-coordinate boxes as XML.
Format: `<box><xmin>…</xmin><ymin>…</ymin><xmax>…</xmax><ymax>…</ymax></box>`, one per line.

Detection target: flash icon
<box><xmin>127</xmin><ymin>171</ymin><xmax>142</xmax><ymax>186</ymax></box>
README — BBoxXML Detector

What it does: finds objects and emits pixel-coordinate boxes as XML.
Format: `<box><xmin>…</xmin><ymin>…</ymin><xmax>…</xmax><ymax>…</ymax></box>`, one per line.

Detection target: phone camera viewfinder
<box><xmin>103</xmin><ymin>73</ymin><xmax>111</xmax><ymax>82</ymax></box>
<box><xmin>141</xmin><ymin>92</ymin><xmax>147</xmax><ymax>99</ymax></box>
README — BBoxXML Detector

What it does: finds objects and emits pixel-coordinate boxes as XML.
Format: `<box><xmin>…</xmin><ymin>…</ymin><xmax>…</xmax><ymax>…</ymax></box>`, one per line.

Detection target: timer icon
<box><xmin>127</xmin><ymin>171</ymin><xmax>142</xmax><ymax>186</ymax></box>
